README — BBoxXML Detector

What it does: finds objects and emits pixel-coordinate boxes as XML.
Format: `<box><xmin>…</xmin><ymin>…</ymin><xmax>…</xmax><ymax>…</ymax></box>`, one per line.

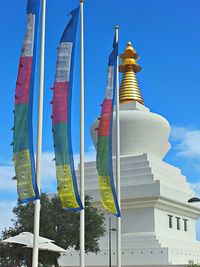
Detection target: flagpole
<box><xmin>32</xmin><ymin>0</ymin><xmax>46</xmax><ymax>266</ymax></box>
<box><xmin>80</xmin><ymin>1</ymin><xmax>85</xmax><ymax>267</ymax></box>
<box><xmin>115</xmin><ymin>25</ymin><xmax>121</xmax><ymax>267</ymax></box>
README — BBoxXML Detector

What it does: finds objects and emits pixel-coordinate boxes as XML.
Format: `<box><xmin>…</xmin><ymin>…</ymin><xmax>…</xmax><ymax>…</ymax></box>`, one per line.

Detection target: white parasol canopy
<box><xmin>3</xmin><ymin>231</ymin><xmax>66</xmax><ymax>252</ymax></box>
<box><xmin>27</xmin><ymin>241</ymin><xmax>66</xmax><ymax>252</ymax></box>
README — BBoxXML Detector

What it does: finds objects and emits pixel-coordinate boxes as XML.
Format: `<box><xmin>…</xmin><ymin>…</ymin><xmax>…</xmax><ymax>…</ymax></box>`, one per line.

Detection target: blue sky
<box><xmin>0</xmin><ymin>0</ymin><xmax>200</xmax><ymax>236</ymax></box>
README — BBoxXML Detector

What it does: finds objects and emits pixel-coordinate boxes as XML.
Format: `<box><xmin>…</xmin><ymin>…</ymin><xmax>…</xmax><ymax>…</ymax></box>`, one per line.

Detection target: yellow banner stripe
<box><xmin>56</xmin><ymin>165</ymin><xmax>79</xmax><ymax>209</ymax></box>
<box><xmin>14</xmin><ymin>149</ymin><xmax>35</xmax><ymax>201</ymax></box>
<box><xmin>98</xmin><ymin>175</ymin><xmax>117</xmax><ymax>215</ymax></box>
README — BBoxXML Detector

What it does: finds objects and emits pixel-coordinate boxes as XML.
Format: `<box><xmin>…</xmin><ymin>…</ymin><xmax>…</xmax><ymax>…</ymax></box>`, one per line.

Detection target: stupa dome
<box><xmin>90</xmin><ymin>42</ymin><xmax>171</xmax><ymax>160</ymax></box>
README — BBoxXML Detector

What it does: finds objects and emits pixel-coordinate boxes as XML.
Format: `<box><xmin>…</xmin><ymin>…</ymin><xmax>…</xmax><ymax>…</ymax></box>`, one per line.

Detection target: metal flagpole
<box><xmin>115</xmin><ymin>25</ymin><xmax>121</xmax><ymax>267</ymax></box>
<box><xmin>80</xmin><ymin>1</ymin><xmax>85</xmax><ymax>267</ymax></box>
<box><xmin>109</xmin><ymin>216</ymin><xmax>111</xmax><ymax>267</ymax></box>
<box><xmin>32</xmin><ymin>0</ymin><xmax>46</xmax><ymax>266</ymax></box>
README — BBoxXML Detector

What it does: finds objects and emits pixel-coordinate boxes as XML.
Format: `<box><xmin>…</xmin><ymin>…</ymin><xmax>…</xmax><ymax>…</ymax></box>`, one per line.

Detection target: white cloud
<box><xmin>0</xmin><ymin>162</ymin><xmax>17</xmax><ymax>233</ymax></box>
<box><xmin>40</xmin><ymin>151</ymin><xmax>56</xmax><ymax>192</ymax></box>
<box><xmin>171</xmin><ymin>126</ymin><xmax>200</xmax><ymax>158</ymax></box>
<box><xmin>0</xmin><ymin>201</ymin><xmax>16</xmax><ymax>233</ymax></box>
<box><xmin>170</xmin><ymin>125</ymin><xmax>200</xmax><ymax>186</ymax></box>
<box><xmin>0</xmin><ymin>163</ymin><xmax>15</xmax><ymax>191</ymax></box>
<box><xmin>171</xmin><ymin>126</ymin><xmax>189</xmax><ymax>140</ymax></box>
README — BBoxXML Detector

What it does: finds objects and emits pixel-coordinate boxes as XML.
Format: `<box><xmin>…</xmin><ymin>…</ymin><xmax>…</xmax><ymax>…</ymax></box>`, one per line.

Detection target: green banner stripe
<box><xmin>14</xmin><ymin>104</ymin><xmax>29</xmax><ymax>152</ymax></box>
<box><xmin>96</xmin><ymin>136</ymin><xmax>109</xmax><ymax>176</ymax></box>
<box><xmin>53</xmin><ymin>122</ymin><xmax>70</xmax><ymax>166</ymax></box>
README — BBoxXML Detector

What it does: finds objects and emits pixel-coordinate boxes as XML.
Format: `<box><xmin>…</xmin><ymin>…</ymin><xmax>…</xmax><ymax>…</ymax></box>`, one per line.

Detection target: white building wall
<box><xmin>154</xmin><ymin>208</ymin><xmax>196</xmax><ymax>241</ymax></box>
<box><xmin>59</xmin><ymin>154</ymin><xmax>200</xmax><ymax>266</ymax></box>
<box><xmin>123</xmin><ymin>208</ymin><xmax>155</xmax><ymax>234</ymax></box>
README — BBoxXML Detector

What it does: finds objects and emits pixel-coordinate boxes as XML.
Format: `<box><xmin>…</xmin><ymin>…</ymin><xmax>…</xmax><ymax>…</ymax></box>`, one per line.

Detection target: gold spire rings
<box><xmin>119</xmin><ymin>42</ymin><xmax>144</xmax><ymax>105</ymax></box>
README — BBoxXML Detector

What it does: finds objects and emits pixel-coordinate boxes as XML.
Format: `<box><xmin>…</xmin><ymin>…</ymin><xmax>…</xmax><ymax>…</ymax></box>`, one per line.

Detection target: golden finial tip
<box><xmin>119</xmin><ymin>41</ymin><xmax>143</xmax><ymax>105</ymax></box>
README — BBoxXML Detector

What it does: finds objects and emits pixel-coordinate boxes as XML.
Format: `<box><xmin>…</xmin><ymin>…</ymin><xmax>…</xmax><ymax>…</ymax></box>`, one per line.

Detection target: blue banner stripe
<box><xmin>108</xmin><ymin>36</ymin><xmax>121</xmax><ymax>217</ymax></box>
<box><xmin>28</xmin><ymin>0</ymin><xmax>40</xmax><ymax>200</ymax></box>
<box><xmin>52</xmin><ymin>7</ymin><xmax>83</xmax><ymax>211</ymax></box>
<box><xmin>66</xmin><ymin>7</ymin><xmax>83</xmax><ymax>211</ymax></box>
<box><xmin>27</xmin><ymin>0</ymin><xmax>38</xmax><ymax>15</ymax></box>
<box><xmin>14</xmin><ymin>0</ymin><xmax>40</xmax><ymax>203</ymax></box>
<box><xmin>60</xmin><ymin>7</ymin><xmax>80</xmax><ymax>43</ymax></box>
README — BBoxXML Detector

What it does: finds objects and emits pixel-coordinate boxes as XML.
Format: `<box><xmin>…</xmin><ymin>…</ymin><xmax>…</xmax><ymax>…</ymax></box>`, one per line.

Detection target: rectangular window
<box><xmin>168</xmin><ymin>215</ymin><xmax>173</xmax><ymax>228</ymax></box>
<box><xmin>183</xmin><ymin>219</ymin><xmax>188</xmax><ymax>231</ymax></box>
<box><xmin>176</xmin><ymin>217</ymin><xmax>180</xmax><ymax>230</ymax></box>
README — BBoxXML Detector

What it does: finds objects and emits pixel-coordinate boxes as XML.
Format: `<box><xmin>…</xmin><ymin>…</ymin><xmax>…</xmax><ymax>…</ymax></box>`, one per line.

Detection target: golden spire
<box><xmin>119</xmin><ymin>41</ymin><xmax>144</xmax><ymax>105</ymax></box>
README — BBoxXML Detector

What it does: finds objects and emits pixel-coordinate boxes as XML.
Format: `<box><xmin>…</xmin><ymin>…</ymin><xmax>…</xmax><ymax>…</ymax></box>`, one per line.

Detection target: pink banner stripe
<box><xmin>15</xmin><ymin>57</ymin><xmax>33</xmax><ymax>105</ymax></box>
<box><xmin>98</xmin><ymin>114</ymin><xmax>111</xmax><ymax>136</ymax></box>
<box><xmin>52</xmin><ymin>82</ymin><xmax>69</xmax><ymax>124</ymax></box>
<box><xmin>101</xmin><ymin>99</ymin><xmax>112</xmax><ymax>115</ymax></box>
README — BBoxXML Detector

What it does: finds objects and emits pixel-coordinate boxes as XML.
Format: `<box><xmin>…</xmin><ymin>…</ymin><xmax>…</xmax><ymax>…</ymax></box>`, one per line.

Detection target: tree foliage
<box><xmin>0</xmin><ymin>193</ymin><xmax>106</xmax><ymax>267</ymax></box>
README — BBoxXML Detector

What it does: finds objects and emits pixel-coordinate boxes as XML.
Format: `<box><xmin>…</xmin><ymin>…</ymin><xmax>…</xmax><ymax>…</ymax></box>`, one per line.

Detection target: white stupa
<box><xmin>59</xmin><ymin>42</ymin><xmax>200</xmax><ymax>267</ymax></box>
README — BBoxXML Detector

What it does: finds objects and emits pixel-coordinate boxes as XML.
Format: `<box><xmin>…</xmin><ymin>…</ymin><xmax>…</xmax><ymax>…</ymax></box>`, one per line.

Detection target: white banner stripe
<box><xmin>55</xmin><ymin>42</ymin><xmax>73</xmax><ymax>82</ymax></box>
<box><xmin>105</xmin><ymin>66</ymin><xmax>114</xmax><ymax>99</ymax></box>
<box><xmin>21</xmin><ymin>14</ymin><xmax>35</xmax><ymax>57</ymax></box>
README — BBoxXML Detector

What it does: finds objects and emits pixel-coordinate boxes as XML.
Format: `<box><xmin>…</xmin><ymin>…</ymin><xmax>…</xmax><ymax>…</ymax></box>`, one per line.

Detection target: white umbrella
<box><xmin>3</xmin><ymin>232</ymin><xmax>54</xmax><ymax>247</ymax></box>
<box><xmin>27</xmin><ymin>242</ymin><xmax>66</xmax><ymax>252</ymax></box>
<box><xmin>3</xmin><ymin>232</ymin><xmax>65</xmax><ymax>252</ymax></box>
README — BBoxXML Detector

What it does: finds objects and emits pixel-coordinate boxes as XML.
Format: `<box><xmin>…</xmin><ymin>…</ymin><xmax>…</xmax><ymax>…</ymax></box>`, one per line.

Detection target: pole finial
<box><xmin>115</xmin><ymin>25</ymin><xmax>119</xmax><ymax>30</ymax></box>
<box><xmin>80</xmin><ymin>0</ymin><xmax>84</xmax><ymax>3</ymax></box>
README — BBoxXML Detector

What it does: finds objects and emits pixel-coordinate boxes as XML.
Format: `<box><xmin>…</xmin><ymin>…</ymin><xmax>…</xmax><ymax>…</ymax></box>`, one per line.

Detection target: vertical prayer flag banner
<box><xmin>13</xmin><ymin>0</ymin><xmax>40</xmax><ymax>203</ymax></box>
<box><xmin>96</xmin><ymin>35</ymin><xmax>121</xmax><ymax>217</ymax></box>
<box><xmin>52</xmin><ymin>8</ymin><xmax>83</xmax><ymax>211</ymax></box>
